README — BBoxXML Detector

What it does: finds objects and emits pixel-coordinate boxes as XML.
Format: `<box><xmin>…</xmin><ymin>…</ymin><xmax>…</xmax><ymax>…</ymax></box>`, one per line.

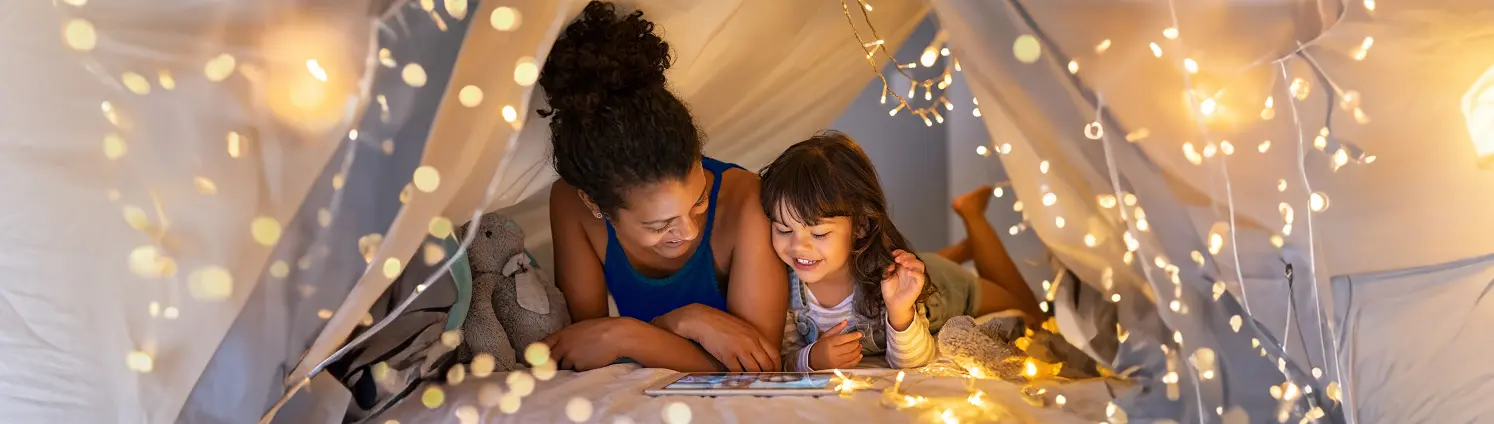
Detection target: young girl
<box><xmin>759</xmin><ymin>131</ymin><xmax>1044</xmax><ymax>372</ymax></box>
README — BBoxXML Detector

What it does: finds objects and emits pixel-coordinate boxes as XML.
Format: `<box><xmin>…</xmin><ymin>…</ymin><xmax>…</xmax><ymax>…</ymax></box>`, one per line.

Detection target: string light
<box><xmin>1352</xmin><ymin>37</ymin><xmax>1374</xmax><ymax>61</ymax></box>
<box><xmin>1095</xmin><ymin>39</ymin><xmax>1112</xmax><ymax>54</ymax></box>
<box><xmin>843</xmin><ymin>1</ymin><xmax>961</xmax><ymax>126</ymax></box>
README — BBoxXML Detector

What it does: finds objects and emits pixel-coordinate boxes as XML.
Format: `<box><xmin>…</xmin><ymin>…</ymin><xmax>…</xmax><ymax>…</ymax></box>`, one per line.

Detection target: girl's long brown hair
<box><xmin>758</xmin><ymin>130</ymin><xmax>936</xmax><ymax>319</ymax></box>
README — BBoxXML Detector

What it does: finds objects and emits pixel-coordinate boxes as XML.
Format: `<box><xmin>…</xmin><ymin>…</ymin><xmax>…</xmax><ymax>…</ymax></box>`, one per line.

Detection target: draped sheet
<box><xmin>933</xmin><ymin>0</ymin><xmax>1494</xmax><ymax>421</ymax></box>
<box><xmin>0</xmin><ymin>1</ymin><xmax>382</xmax><ymax>422</ymax></box>
<box><xmin>9</xmin><ymin>0</ymin><xmax>1491</xmax><ymax>421</ymax></box>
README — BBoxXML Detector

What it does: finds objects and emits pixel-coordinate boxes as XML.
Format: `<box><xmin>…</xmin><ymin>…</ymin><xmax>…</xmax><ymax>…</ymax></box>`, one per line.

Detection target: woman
<box><xmin>537</xmin><ymin>1</ymin><xmax>788</xmax><ymax>373</ymax></box>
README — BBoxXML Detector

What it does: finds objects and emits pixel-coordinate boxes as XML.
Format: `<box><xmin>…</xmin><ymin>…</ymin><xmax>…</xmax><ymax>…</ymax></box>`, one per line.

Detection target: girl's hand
<box><xmin>656</xmin><ymin>304</ymin><xmax>780</xmax><ymax>372</ymax></box>
<box><xmin>541</xmin><ymin>317</ymin><xmax>636</xmax><ymax>371</ymax></box>
<box><xmin>881</xmin><ymin>249</ymin><xmax>926</xmax><ymax>331</ymax></box>
<box><xmin>808</xmin><ymin>320</ymin><xmax>863</xmax><ymax>370</ymax></box>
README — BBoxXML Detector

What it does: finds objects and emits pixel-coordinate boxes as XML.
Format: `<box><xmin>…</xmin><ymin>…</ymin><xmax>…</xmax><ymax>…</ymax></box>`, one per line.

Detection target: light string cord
<box><xmin>994</xmin><ymin>0</ymin><xmax>1337</xmax><ymax>420</ymax></box>
<box><xmin>990</xmin><ymin>0</ymin><xmax>1230</xmax><ymax>419</ymax></box>
<box><xmin>1286</xmin><ymin>29</ymin><xmax>1360</xmax><ymax>409</ymax></box>
<box><xmin>1279</xmin><ymin>58</ymin><xmax>1352</xmax><ymax>424</ymax></box>
<box><xmin>840</xmin><ymin>0</ymin><xmax>958</xmax><ymax>125</ymax></box>
<box><xmin>1156</xmin><ymin>5</ymin><xmax>1237</xmax><ymax>423</ymax></box>
<box><xmin>1095</xmin><ymin>95</ymin><xmax>1199</xmax><ymax>422</ymax></box>
<box><xmin>1161</xmin><ymin>0</ymin><xmax>1258</xmax><ymax>323</ymax></box>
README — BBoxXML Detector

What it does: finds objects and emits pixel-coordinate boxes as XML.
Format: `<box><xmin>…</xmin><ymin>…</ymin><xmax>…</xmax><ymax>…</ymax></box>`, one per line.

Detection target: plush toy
<box><xmin>460</xmin><ymin>212</ymin><xmax>571</xmax><ymax>366</ymax></box>
<box><xmin>937</xmin><ymin>313</ymin><xmax>1103</xmax><ymax>382</ymax></box>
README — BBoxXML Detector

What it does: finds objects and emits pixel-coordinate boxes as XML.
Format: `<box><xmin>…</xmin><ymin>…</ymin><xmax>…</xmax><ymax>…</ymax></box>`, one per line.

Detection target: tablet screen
<box><xmin>662</xmin><ymin>372</ymin><xmax>833</xmax><ymax>390</ymax></box>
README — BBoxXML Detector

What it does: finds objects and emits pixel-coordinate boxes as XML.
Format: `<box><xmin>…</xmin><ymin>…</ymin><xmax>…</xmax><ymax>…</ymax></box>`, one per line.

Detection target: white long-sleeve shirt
<box><xmin>781</xmin><ymin>285</ymin><xmax>938</xmax><ymax>372</ymax></box>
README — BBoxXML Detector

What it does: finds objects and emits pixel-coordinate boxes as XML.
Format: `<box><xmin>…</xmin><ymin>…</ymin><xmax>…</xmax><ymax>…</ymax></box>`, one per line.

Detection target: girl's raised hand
<box><xmin>880</xmin><ymin>249</ymin><xmax>926</xmax><ymax>331</ymax></box>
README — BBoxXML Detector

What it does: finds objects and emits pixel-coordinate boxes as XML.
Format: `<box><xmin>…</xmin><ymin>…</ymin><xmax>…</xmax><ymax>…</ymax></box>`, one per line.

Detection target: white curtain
<box><xmin>933</xmin><ymin>0</ymin><xmax>1494</xmax><ymax>421</ymax></box>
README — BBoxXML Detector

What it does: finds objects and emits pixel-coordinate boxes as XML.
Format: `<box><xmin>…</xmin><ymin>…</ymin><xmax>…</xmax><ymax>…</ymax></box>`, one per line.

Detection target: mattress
<box><xmin>373</xmin><ymin>362</ymin><xmax>1121</xmax><ymax>423</ymax></box>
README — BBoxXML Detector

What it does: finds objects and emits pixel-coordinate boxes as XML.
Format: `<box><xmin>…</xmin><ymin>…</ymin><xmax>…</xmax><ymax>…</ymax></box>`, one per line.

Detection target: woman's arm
<box><xmin>549</xmin><ymin>181</ymin><xmax>610</xmax><ymax>321</ymax></box>
<box><xmin>615</xmin><ymin>319</ymin><xmax>723</xmax><ymax>371</ymax></box>
<box><xmin>544</xmin><ymin>316</ymin><xmax>724</xmax><ymax>372</ymax></box>
<box><xmin>724</xmin><ymin>178</ymin><xmax>790</xmax><ymax>348</ymax></box>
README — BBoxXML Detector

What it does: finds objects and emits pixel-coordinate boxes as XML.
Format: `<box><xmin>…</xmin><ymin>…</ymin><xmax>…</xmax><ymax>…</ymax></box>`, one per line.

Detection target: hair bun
<box><xmin>539</xmin><ymin>1</ymin><xmax>672</xmax><ymax>116</ymax></box>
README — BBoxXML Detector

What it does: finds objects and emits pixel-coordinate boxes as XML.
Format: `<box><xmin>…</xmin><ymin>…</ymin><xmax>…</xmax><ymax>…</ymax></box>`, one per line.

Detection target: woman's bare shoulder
<box><xmin>717</xmin><ymin>167</ymin><xmax>765</xmax><ymax>223</ymax></box>
<box><xmin>549</xmin><ymin>179</ymin><xmax>587</xmax><ymax>216</ymax></box>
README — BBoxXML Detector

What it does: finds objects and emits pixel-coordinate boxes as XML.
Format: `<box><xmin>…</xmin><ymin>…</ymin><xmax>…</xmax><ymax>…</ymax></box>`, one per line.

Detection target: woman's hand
<box><xmin>540</xmin><ymin>317</ymin><xmax>638</xmax><ymax>371</ymax></box>
<box><xmin>808</xmin><ymin>321</ymin><xmax>863</xmax><ymax>370</ymax></box>
<box><xmin>881</xmin><ymin>249</ymin><xmax>927</xmax><ymax>331</ymax></box>
<box><xmin>655</xmin><ymin>303</ymin><xmax>780</xmax><ymax>372</ymax></box>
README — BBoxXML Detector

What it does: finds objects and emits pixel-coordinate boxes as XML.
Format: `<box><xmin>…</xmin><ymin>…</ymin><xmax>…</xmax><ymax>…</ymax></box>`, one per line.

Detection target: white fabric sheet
<box><xmin>0</xmin><ymin>1</ymin><xmax>380</xmax><ymax>422</ymax></box>
<box><xmin>375</xmin><ymin>364</ymin><xmax>1118</xmax><ymax>424</ymax></box>
<box><xmin>932</xmin><ymin>0</ymin><xmax>1494</xmax><ymax>421</ymax></box>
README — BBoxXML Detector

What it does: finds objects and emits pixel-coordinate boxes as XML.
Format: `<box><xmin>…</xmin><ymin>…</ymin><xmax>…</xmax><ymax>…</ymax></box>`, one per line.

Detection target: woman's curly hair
<box><xmin>758</xmin><ymin>131</ymin><xmax>938</xmax><ymax>319</ymax></box>
<box><xmin>538</xmin><ymin>1</ymin><xmax>702</xmax><ymax>214</ymax></box>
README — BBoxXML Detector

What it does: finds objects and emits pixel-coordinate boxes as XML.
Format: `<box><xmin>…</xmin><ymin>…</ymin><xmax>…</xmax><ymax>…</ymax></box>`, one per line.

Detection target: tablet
<box><xmin>642</xmin><ymin>372</ymin><xmax>838</xmax><ymax>396</ymax></box>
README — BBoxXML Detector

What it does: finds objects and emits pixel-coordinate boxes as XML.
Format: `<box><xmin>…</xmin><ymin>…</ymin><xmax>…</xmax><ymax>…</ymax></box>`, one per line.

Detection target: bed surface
<box><xmin>374</xmin><ymin>362</ymin><xmax>1120</xmax><ymax>423</ymax></box>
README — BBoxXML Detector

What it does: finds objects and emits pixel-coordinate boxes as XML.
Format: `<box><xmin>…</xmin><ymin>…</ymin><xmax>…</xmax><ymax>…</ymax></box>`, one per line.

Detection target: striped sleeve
<box><xmin>885</xmin><ymin>312</ymin><xmax>938</xmax><ymax>369</ymax></box>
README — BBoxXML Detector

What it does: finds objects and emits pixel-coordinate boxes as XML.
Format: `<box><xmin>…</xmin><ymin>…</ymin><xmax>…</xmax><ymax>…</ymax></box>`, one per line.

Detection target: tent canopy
<box><xmin>3</xmin><ymin>0</ymin><xmax>1493</xmax><ymax>422</ymax></box>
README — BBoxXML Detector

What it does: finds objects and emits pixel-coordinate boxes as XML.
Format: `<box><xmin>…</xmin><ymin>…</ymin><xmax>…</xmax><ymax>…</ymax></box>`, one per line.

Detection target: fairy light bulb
<box><xmin>1163</xmin><ymin>27</ymin><xmax>1179</xmax><ymax>39</ymax></box>
<box><xmin>1149</xmin><ymin>42</ymin><xmax>1163</xmax><ymax>57</ymax></box>
<box><xmin>1183</xmin><ymin>142</ymin><xmax>1203</xmax><ymax>165</ymax></box>
<box><xmin>976</xmin><ymin>145</ymin><xmax>989</xmax><ymax>156</ymax></box>
<box><xmin>1259</xmin><ymin>140</ymin><xmax>1272</xmax><ymax>153</ymax></box>
<box><xmin>1291</xmin><ymin>78</ymin><xmax>1310</xmax><ymax>100</ymax></box>
<box><xmin>1183</xmin><ymin>58</ymin><xmax>1199</xmax><ymax>73</ymax></box>
<box><xmin>1310</xmin><ymin>191</ymin><xmax>1330</xmax><ymax>212</ymax></box>
<box><xmin>920</xmin><ymin>47</ymin><xmax>939</xmax><ymax>67</ymax></box>
<box><xmin>1098</xmin><ymin>194</ymin><xmax>1116</xmax><ymax>209</ymax></box>
<box><xmin>1353</xmin><ymin>37</ymin><xmax>1374</xmax><ymax>61</ymax></box>
<box><xmin>1068</xmin><ymin>61</ymin><xmax>1079</xmax><ymax>74</ymax></box>
<box><xmin>306</xmin><ymin>59</ymin><xmax>329</xmax><ymax>82</ymax></box>
<box><xmin>1200</xmin><ymin>98</ymin><xmax>1217</xmax><ymax>116</ymax></box>
<box><xmin>1095</xmin><ymin>39</ymin><xmax>1112</xmax><ymax>54</ymax></box>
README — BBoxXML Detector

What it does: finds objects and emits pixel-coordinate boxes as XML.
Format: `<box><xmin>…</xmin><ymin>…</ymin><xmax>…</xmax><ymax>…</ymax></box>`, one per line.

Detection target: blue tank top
<box><xmin>604</xmin><ymin>157</ymin><xmax>740</xmax><ymax>324</ymax></box>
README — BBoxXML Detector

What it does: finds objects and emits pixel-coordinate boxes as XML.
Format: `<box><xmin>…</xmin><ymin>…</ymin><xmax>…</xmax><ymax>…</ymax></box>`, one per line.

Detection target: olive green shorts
<box><xmin>919</xmin><ymin>252</ymin><xmax>981</xmax><ymax>334</ymax></box>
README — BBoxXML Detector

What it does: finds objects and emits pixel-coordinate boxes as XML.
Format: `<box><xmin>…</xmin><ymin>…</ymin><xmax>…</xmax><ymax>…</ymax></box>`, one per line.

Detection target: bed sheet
<box><xmin>374</xmin><ymin>363</ymin><xmax>1118</xmax><ymax>423</ymax></box>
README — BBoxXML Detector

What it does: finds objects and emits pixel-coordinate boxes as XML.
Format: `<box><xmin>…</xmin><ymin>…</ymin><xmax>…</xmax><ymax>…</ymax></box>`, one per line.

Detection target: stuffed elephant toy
<box><xmin>457</xmin><ymin>213</ymin><xmax>571</xmax><ymax>370</ymax></box>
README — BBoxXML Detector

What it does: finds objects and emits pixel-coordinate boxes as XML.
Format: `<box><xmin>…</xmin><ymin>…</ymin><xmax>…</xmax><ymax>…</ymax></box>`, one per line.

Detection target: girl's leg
<box><xmin>934</xmin><ymin>238</ymin><xmax>972</xmax><ymax>264</ymax></box>
<box><xmin>952</xmin><ymin>186</ymin><xmax>1044</xmax><ymax>321</ymax></box>
<box><xmin>974</xmin><ymin>277</ymin><xmax>1043</xmax><ymax>325</ymax></box>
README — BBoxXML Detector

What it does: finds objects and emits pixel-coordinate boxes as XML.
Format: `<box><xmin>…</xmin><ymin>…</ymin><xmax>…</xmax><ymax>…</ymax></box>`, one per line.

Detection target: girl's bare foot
<box><xmin>952</xmin><ymin>185</ymin><xmax>994</xmax><ymax>219</ymax></box>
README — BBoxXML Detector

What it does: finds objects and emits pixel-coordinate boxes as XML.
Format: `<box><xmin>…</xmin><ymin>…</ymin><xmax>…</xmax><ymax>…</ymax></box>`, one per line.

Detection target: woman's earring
<box><xmin>593</xmin><ymin>211</ymin><xmax>603</xmax><ymax>219</ymax></box>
